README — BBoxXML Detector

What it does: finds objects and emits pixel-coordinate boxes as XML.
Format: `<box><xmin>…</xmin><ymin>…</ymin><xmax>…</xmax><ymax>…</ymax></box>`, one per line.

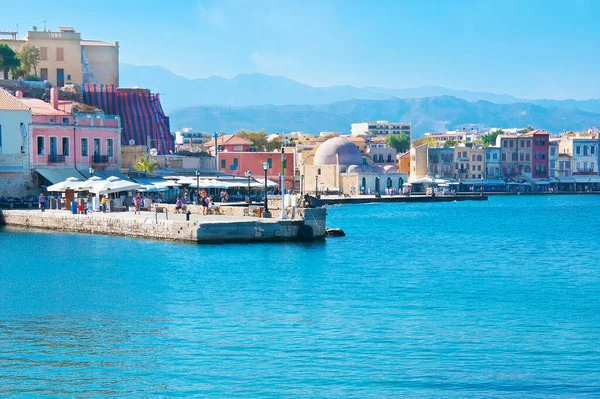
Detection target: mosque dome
<box><xmin>314</xmin><ymin>137</ymin><xmax>363</xmax><ymax>166</ymax></box>
<box><xmin>383</xmin><ymin>165</ymin><xmax>396</xmax><ymax>173</ymax></box>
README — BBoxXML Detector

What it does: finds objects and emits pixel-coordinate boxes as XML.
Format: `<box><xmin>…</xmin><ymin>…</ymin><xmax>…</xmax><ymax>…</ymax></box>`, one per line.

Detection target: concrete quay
<box><xmin>317</xmin><ymin>194</ymin><xmax>488</xmax><ymax>205</ymax></box>
<box><xmin>0</xmin><ymin>208</ymin><xmax>327</xmax><ymax>244</ymax></box>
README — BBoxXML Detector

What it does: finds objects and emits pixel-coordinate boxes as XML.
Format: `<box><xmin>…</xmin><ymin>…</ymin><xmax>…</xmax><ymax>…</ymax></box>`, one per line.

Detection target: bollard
<box><xmin>186</xmin><ymin>211</ymin><xmax>191</xmax><ymax>221</ymax></box>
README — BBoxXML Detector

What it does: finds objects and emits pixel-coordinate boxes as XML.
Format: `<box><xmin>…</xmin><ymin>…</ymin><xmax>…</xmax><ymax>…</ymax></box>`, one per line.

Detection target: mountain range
<box><xmin>120</xmin><ymin>63</ymin><xmax>600</xmax><ymax>113</ymax></box>
<box><xmin>119</xmin><ymin>63</ymin><xmax>600</xmax><ymax>136</ymax></box>
<box><xmin>168</xmin><ymin>96</ymin><xmax>600</xmax><ymax>137</ymax></box>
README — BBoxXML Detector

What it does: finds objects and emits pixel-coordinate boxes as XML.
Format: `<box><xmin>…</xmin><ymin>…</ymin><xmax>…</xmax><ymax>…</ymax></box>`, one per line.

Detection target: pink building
<box><xmin>17</xmin><ymin>89</ymin><xmax>121</xmax><ymax>185</ymax></box>
<box><xmin>218</xmin><ymin>151</ymin><xmax>295</xmax><ymax>190</ymax></box>
<box><xmin>204</xmin><ymin>135</ymin><xmax>253</xmax><ymax>155</ymax></box>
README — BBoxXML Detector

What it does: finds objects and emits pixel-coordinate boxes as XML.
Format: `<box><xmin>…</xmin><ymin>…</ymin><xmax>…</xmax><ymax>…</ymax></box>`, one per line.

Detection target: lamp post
<box><xmin>89</xmin><ymin>167</ymin><xmax>94</xmax><ymax>177</ymax></box>
<box><xmin>300</xmin><ymin>174</ymin><xmax>304</xmax><ymax>196</ymax></box>
<box><xmin>280</xmin><ymin>148</ymin><xmax>286</xmax><ymax>220</ymax></box>
<box><xmin>245</xmin><ymin>170</ymin><xmax>252</xmax><ymax>204</ymax></box>
<box><xmin>262</xmin><ymin>161</ymin><xmax>271</xmax><ymax>218</ymax></box>
<box><xmin>315</xmin><ymin>175</ymin><xmax>319</xmax><ymax>196</ymax></box>
<box><xmin>196</xmin><ymin>170</ymin><xmax>200</xmax><ymax>204</ymax></box>
<box><xmin>212</xmin><ymin>132</ymin><xmax>219</xmax><ymax>173</ymax></box>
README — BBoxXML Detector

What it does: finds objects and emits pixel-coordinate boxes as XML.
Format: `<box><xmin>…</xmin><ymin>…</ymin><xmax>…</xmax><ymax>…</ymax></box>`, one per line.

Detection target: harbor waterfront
<box><xmin>1</xmin><ymin>195</ymin><xmax>600</xmax><ymax>397</ymax></box>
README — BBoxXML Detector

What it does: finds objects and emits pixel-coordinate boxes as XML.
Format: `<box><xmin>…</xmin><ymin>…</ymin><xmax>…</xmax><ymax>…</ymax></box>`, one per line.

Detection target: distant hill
<box><xmin>169</xmin><ymin>96</ymin><xmax>600</xmax><ymax>137</ymax></box>
<box><xmin>120</xmin><ymin>63</ymin><xmax>600</xmax><ymax>114</ymax></box>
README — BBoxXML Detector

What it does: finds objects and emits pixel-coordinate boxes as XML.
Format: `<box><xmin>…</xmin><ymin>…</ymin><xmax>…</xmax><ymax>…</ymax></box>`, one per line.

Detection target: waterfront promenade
<box><xmin>0</xmin><ymin>208</ymin><xmax>327</xmax><ymax>243</ymax></box>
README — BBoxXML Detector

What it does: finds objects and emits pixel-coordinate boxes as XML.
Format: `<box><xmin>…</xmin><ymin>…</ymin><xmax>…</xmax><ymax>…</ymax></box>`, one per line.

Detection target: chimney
<box><xmin>15</xmin><ymin>91</ymin><xmax>23</xmax><ymax>98</ymax></box>
<box><xmin>50</xmin><ymin>87</ymin><xmax>58</xmax><ymax>110</ymax></box>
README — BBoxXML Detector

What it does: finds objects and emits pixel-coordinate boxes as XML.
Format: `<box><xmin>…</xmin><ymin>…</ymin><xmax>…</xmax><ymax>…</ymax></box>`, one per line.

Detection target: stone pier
<box><xmin>0</xmin><ymin>208</ymin><xmax>327</xmax><ymax>244</ymax></box>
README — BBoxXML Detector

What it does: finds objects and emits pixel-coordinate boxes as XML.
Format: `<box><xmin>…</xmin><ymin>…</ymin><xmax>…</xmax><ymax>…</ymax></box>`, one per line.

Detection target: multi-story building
<box><xmin>0</xmin><ymin>89</ymin><xmax>32</xmax><ymax>196</ymax></box>
<box><xmin>525</xmin><ymin>130</ymin><xmax>550</xmax><ymax>179</ymax></box>
<box><xmin>409</xmin><ymin>144</ymin><xmax>428</xmax><ymax>181</ymax></box>
<box><xmin>559</xmin><ymin>134</ymin><xmax>598</xmax><ymax>176</ymax></box>
<box><xmin>204</xmin><ymin>135</ymin><xmax>253</xmax><ymax>156</ymax></box>
<box><xmin>485</xmin><ymin>146</ymin><xmax>501</xmax><ymax>178</ymax></box>
<box><xmin>427</xmin><ymin>147</ymin><xmax>454</xmax><ymax>178</ymax></box>
<box><xmin>516</xmin><ymin>135</ymin><xmax>533</xmax><ymax>177</ymax></box>
<box><xmin>18</xmin><ymin>88</ymin><xmax>121</xmax><ymax>188</ymax></box>
<box><xmin>366</xmin><ymin>141</ymin><xmax>396</xmax><ymax>166</ymax></box>
<box><xmin>1</xmin><ymin>27</ymin><xmax>118</xmax><ymax>87</ymax></box>
<box><xmin>454</xmin><ymin>143</ymin><xmax>485</xmax><ymax>180</ymax></box>
<box><xmin>218</xmin><ymin>151</ymin><xmax>295</xmax><ymax>190</ymax></box>
<box><xmin>549</xmin><ymin>139</ymin><xmax>559</xmax><ymax>177</ymax></box>
<box><xmin>497</xmin><ymin>135</ymin><xmax>520</xmax><ymax>178</ymax></box>
<box><xmin>351</xmin><ymin>121</ymin><xmax>411</xmax><ymax>139</ymax></box>
<box><xmin>423</xmin><ymin>131</ymin><xmax>480</xmax><ymax>143</ymax></box>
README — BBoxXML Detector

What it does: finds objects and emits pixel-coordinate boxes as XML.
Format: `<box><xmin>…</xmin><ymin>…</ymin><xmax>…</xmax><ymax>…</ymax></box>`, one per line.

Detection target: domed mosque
<box><xmin>301</xmin><ymin>137</ymin><xmax>408</xmax><ymax>195</ymax></box>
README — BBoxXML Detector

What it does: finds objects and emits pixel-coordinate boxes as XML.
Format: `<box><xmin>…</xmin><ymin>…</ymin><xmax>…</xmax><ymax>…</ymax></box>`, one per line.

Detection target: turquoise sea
<box><xmin>1</xmin><ymin>195</ymin><xmax>600</xmax><ymax>397</ymax></box>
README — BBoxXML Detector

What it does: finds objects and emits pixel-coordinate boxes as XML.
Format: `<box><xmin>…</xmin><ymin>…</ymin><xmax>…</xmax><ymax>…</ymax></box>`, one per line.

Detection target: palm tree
<box><xmin>134</xmin><ymin>156</ymin><xmax>158</xmax><ymax>172</ymax></box>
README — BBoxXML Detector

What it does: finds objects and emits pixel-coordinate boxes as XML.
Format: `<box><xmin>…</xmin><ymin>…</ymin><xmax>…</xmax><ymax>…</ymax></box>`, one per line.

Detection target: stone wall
<box><xmin>0</xmin><ymin>153</ymin><xmax>29</xmax><ymax>197</ymax></box>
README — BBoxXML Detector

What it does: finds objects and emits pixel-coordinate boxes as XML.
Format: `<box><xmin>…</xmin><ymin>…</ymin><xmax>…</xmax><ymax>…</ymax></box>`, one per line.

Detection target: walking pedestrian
<box><xmin>134</xmin><ymin>193</ymin><xmax>142</xmax><ymax>214</ymax></box>
<box><xmin>38</xmin><ymin>193</ymin><xmax>46</xmax><ymax>212</ymax></box>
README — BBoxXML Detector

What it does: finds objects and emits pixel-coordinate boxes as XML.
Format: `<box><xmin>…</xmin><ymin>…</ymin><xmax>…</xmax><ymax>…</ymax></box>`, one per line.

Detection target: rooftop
<box><xmin>204</xmin><ymin>134</ymin><xmax>253</xmax><ymax>147</ymax></box>
<box><xmin>19</xmin><ymin>98</ymin><xmax>71</xmax><ymax>116</ymax></box>
<box><xmin>0</xmin><ymin>89</ymin><xmax>30</xmax><ymax>111</ymax></box>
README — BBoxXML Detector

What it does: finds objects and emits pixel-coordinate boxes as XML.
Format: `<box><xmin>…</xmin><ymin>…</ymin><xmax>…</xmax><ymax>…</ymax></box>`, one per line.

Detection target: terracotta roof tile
<box><xmin>18</xmin><ymin>98</ymin><xmax>71</xmax><ymax>116</ymax></box>
<box><xmin>0</xmin><ymin>89</ymin><xmax>30</xmax><ymax>111</ymax></box>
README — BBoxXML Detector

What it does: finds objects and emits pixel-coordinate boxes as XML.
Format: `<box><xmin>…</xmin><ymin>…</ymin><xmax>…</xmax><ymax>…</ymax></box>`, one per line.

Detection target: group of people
<box><xmin>37</xmin><ymin>192</ymin><xmax>144</xmax><ymax>214</ymax></box>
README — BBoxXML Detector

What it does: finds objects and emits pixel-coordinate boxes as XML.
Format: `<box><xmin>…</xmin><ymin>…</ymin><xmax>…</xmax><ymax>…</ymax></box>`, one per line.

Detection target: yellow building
<box><xmin>0</xmin><ymin>27</ymin><xmax>118</xmax><ymax>87</ymax></box>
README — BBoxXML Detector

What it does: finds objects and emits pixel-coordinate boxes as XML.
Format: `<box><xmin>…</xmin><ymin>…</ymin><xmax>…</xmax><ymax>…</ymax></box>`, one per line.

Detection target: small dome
<box><xmin>383</xmin><ymin>165</ymin><xmax>396</xmax><ymax>173</ymax></box>
<box><xmin>347</xmin><ymin>165</ymin><xmax>363</xmax><ymax>173</ymax></box>
<box><xmin>314</xmin><ymin>137</ymin><xmax>363</xmax><ymax>166</ymax></box>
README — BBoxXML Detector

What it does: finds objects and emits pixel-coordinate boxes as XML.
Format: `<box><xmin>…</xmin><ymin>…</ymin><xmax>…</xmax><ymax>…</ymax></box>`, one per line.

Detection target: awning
<box><xmin>460</xmin><ymin>180</ymin><xmax>484</xmax><ymax>185</ymax></box>
<box><xmin>484</xmin><ymin>179</ymin><xmax>506</xmax><ymax>185</ymax></box>
<box><xmin>36</xmin><ymin>168</ymin><xmax>85</xmax><ymax>184</ymax></box>
<box><xmin>558</xmin><ymin>177</ymin><xmax>576</xmax><ymax>183</ymax></box>
<box><xmin>532</xmin><ymin>180</ymin><xmax>550</xmax><ymax>185</ymax></box>
<box><xmin>573</xmin><ymin>176</ymin><xmax>600</xmax><ymax>183</ymax></box>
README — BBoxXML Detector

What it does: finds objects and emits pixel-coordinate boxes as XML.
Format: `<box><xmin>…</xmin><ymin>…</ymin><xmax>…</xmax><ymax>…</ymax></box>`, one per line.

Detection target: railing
<box><xmin>92</xmin><ymin>155</ymin><xmax>110</xmax><ymax>164</ymax></box>
<box><xmin>48</xmin><ymin>154</ymin><xmax>66</xmax><ymax>163</ymax></box>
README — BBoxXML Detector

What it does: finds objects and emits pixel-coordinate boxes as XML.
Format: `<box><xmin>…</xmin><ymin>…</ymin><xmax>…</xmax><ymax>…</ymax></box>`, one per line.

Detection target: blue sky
<box><xmin>2</xmin><ymin>0</ymin><xmax>599</xmax><ymax>99</ymax></box>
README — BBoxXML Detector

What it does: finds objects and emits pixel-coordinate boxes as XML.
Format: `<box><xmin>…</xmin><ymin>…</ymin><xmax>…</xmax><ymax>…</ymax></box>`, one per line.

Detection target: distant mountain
<box><xmin>169</xmin><ymin>96</ymin><xmax>600</xmax><ymax>137</ymax></box>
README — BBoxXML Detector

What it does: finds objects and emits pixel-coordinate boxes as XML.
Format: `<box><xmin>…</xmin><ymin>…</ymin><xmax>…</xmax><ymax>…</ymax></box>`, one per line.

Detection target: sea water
<box><xmin>1</xmin><ymin>195</ymin><xmax>599</xmax><ymax>397</ymax></box>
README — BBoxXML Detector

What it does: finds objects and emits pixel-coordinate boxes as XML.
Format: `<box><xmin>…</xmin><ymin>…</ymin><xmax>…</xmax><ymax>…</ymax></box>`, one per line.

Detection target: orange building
<box><xmin>398</xmin><ymin>152</ymin><xmax>410</xmax><ymax>176</ymax></box>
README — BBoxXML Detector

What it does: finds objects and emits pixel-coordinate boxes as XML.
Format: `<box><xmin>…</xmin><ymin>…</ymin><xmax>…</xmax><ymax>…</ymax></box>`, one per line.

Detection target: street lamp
<box><xmin>315</xmin><ymin>175</ymin><xmax>319</xmax><ymax>196</ymax></box>
<box><xmin>196</xmin><ymin>170</ymin><xmax>200</xmax><ymax>204</ymax></box>
<box><xmin>89</xmin><ymin>167</ymin><xmax>94</xmax><ymax>177</ymax></box>
<box><xmin>262</xmin><ymin>161</ymin><xmax>271</xmax><ymax>218</ymax></box>
<box><xmin>245</xmin><ymin>170</ymin><xmax>252</xmax><ymax>204</ymax></box>
<box><xmin>300</xmin><ymin>174</ymin><xmax>304</xmax><ymax>196</ymax></box>
<box><xmin>212</xmin><ymin>132</ymin><xmax>219</xmax><ymax>173</ymax></box>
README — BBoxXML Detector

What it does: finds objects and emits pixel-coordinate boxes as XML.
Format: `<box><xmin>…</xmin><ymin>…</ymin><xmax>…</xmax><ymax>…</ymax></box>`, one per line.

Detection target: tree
<box><xmin>134</xmin><ymin>156</ymin><xmax>158</xmax><ymax>172</ymax></box>
<box><xmin>0</xmin><ymin>44</ymin><xmax>20</xmax><ymax>80</ymax></box>
<box><xmin>387</xmin><ymin>134</ymin><xmax>411</xmax><ymax>153</ymax></box>
<box><xmin>443</xmin><ymin>139</ymin><xmax>457</xmax><ymax>148</ymax></box>
<box><xmin>16</xmin><ymin>44</ymin><xmax>41</xmax><ymax>77</ymax></box>
<box><xmin>235</xmin><ymin>129</ymin><xmax>282</xmax><ymax>151</ymax></box>
<box><xmin>482</xmin><ymin>129</ymin><xmax>502</xmax><ymax>147</ymax></box>
<box><xmin>411</xmin><ymin>136</ymin><xmax>438</xmax><ymax>148</ymax></box>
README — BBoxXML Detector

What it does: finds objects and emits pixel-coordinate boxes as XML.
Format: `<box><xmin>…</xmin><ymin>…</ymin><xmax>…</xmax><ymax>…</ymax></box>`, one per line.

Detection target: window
<box><xmin>49</xmin><ymin>137</ymin><xmax>57</xmax><ymax>156</ymax></box>
<box><xmin>520</xmin><ymin>140</ymin><xmax>524</xmax><ymax>148</ymax></box>
<box><xmin>584</xmin><ymin>162</ymin><xmax>588</xmax><ymax>171</ymax></box>
<box><xmin>387</xmin><ymin>154</ymin><xmax>392</xmax><ymax>162</ymax></box>
<box><xmin>63</xmin><ymin>117</ymin><xmax>69</xmax><ymax>125</ymax></box>
<box><xmin>576</xmin><ymin>146</ymin><xmax>581</xmax><ymax>155</ymax></box>
<box><xmin>526</xmin><ymin>153</ymin><xmax>530</xmax><ymax>161</ymax></box>
<box><xmin>62</xmin><ymin>137</ymin><xmax>69</xmax><ymax>156</ymax></box>
<box><xmin>592</xmin><ymin>162</ymin><xmax>595</xmax><ymax>171</ymax></box>
<box><xmin>477</xmin><ymin>155</ymin><xmax>482</xmax><ymax>162</ymax></box>
<box><xmin>503</xmin><ymin>141</ymin><xmax>507</xmax><ymax>148</ymax></box>
<box><xmin>267</xmin><ymin>158</ymin><xmax>272</xmax><ymax>168</ymax></box>
<box><xmin>509</xmin><ymin>141</ymin><xmax>514</xmax><ymax>148</ymax></box>
<box><xmin>472</xmin><ymin>155</ymin><xmax>475</xmax><ymax>161</ymax></box>
<box><xmin>40</xmin><ymin>68</ymin><xmax>48</xmax><ymax>81</ymax></box>
<box><xmin>591</xmin><ymin>146</ymin><xmax>596</xmax><ymax>155</ymax></box>
<box><xmin>527</xmin><ymin>140</ymin><xmax>531</xmax><ymax>148</ymax></box>
<box><xmin>317</xmin><ymin>168</ymin><xmax>321</xmax><ymax>175</ymax></box>
<box><xmin>502</xmin><ymin>154</ymin><xmax>506</xmax><ymax>162</ymax></box>
<box><xmin>81</xmin><ymin>138</ymin><xmax>88</xmax><ymax>157</ymax></box>
<box><xmin>93</xmin><ymin>138</ymin><xmax>101</xmax><ymax>156</ymax></box>
<box><xmin>37</xmin><ymin>136</ymin><xmax>44</xmax><ymax>156</ymax></box>
<box><xmin>511</xmin><ymin>153</ymin><xmax>516</xmax><ymax>161</ymax></box>
<box><xmin>220</xmin><ymin>159</ymin><xmax>226</xmax><ymax>169</ymax></box>
<box><xmin>56</xmin><ymin>47</ymin><xmax>64</xmax><ymax>61</ymax></box>
<box><xmin>584</xmin><ymin>146</ymin><xmax>589</xmax><ymax>156</ymax></box>
<box><xmin>551</xmin><ymin>147</ymin><xmax>556</xmax><ymax>156</ymax></box>
<box><xmin>477</xmin><ymin>165</ymin><xmax>481</xmax><ymax>171</ymax></box>
<box><xmin>107</xmin><ymin>138</ymin><xmax>114</xmax><ymax>157</ymax></box>
<box><xmin>40</xmin><ymin>47</ymin><xmax>48</xmax><ymax>60</ymax></box>
<box><xmin>520</xmin><ymin>154</ymin><xmax>524</xmax><ymax>161</ymax></box>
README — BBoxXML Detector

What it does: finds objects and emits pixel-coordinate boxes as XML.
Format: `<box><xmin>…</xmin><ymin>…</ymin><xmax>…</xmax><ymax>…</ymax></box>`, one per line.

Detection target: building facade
<box><xmin>1</xmin><ymin>27</ymin><xmax>118</xmax><ymax>87</ymax></box>
<box><xmin>351</xmin><ymin>121</ymin><xmax>411</xmax><ymax>138</ymax></box>
<box><xmin>410</xmin><ymin>144</ymin><xmax>428</xmax><ymax>181</ymax></box>
<box><xmin>454</xmin><ymin>143</ymin><xmax>485</xmax><ymax>180</ymax></box>
<box><xmin>0</xmin><ymin>89</ymin><xmax>32</xmax><ymax>196</ymax></box>
<box><xmin>526</xmin><ymin>130</ymin><xmax>550</xmax><ymax>179</ymax></box>
<box><xmin>559</xmin><ymin>134</ymin><xmax>598</xmax><ymax>176</ymax></box>
<box><xmin>427</xmin><ymin>147</ymin><xmax>454</xmax><ymax>178</ymax></box>
<box><xmin>204</xmin><ymin>135</ymin><xmax>253</xmax><ymax>156</ymax></box>
<box><xmin>485</xmin><ymin>146</ymin><xmax>501</xmax><ymax>178</ymax></box>
<box><xmin>217</xmin><ymin>151</ymin><xmax>295</xmax><ymax>190</ymax></box>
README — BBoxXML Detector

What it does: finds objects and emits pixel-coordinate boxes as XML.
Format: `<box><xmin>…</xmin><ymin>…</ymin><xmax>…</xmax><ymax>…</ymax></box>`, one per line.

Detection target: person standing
<box><xmin>38</xmin><ymin>193</ymin><xmax>46</xmax><ymax>212</ymax></box>
<box><xmin>101</xmin><ymin>195</ymin><xmax>109</xmax><ymax>213</ymax></box>
<box><xmin>134</xmin><ymin>193</ymin><xmax>142</xmax><ymax>214</ymax></box>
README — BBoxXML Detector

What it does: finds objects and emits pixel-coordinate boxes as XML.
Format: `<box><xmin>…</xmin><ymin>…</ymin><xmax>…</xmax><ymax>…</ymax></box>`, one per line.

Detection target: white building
<box><xmin>0</xmin><ymin>89</ymin><xmax>33</xmax><ymax>197</ymax></box>
<box><xmin>351</xmin><ymin>121</ymin><xmax>411</xmax><ymax>138</ymax></box>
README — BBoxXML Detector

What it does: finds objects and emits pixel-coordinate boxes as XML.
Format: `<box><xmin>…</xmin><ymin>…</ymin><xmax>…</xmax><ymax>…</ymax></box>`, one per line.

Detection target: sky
<box><xmin>1</xmin><ymin>0</ymin><xmax>599</xmax><ymax>99</ymax></box>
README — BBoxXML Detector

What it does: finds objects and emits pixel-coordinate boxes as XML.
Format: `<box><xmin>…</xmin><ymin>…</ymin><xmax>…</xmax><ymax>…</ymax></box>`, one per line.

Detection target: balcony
<box><xmin>92</xmin><ymin>155</ymin><xmax>110</xmax><ymax>165</ymax></box>
<box><xmin>48</xmin><ymin>155</ymin><xmax>66</xmax><ymax>163</ymax></box>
